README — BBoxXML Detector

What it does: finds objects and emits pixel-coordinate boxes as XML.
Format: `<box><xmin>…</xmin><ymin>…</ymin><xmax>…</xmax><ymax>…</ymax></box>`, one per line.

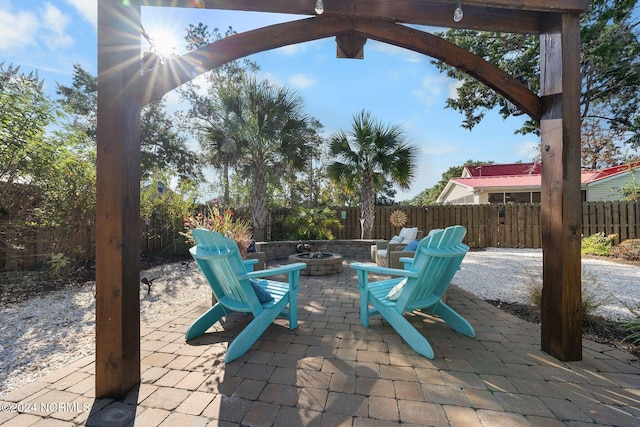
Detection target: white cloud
<box><xmin>277</xmin><ymin>43</ymin><xmax>307</xmax><ymax>56</ymax></box>
<box><xmin>369</xmin><ymin>40</ymin><xmax>426</xmax><ymax>64</ymax></box>
<box><xmin>259</xmin><ymin>71</ymin><xmax>282</xmax><ymax>87</ymax></box>
<box><xmin>42</xmin><ymin>3</ymin><xmax>74</xmax><ymax>49</ymax></box>
<box><xmin>515</xmin><ymin>140</ymin><xmax>540</xmax><ymax>161</ymax></box>
<box><xmin>448</xmin><ymin>79</ymin><xmax>463</xmax><ymax>100</ymax></box>
<box><xmin>65</xmin><ymin>0</ymin><xmax>97</xmax><ymax>29</ymax></box>
<box><xmin>413</xmin><ymin>74</ymin><xmax>450</xmax><ymax>106</ymax></box>
<box><xmin>288</xmin><ymin>73</ymin><xmax>316</xmax><ymax>89</ymax></box>
<box><xmin>0</xmin><ymin>8</ymin><xmax>39</xmax><ymax>51</ymax></box>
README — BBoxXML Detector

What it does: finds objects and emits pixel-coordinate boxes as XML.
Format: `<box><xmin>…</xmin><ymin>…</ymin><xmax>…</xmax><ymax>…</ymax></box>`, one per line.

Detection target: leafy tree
<box><xmin>56</xmin><ymin>63</ymin><xmax>97</xmax><ymax>141</ymax></box>
<box><xmin>434</xmin><ymin>0</ymin><xmax>640</xmax><ymax>155</ymax></box>
<box><xmin>1</xmin><ymin>62</ymin><xmax>58</xmax><ymax>228</ymax></box>
<box><xmin>218</xmin><ymin>75</ymin><xmax>311</xmax><ymax>241</ymax></box>
<box><xmin>411</xmin><ymin>160</ymin><xmax>493</xmax><ymax>206</ymax></box>
<box><xmin>140</xmin><ymin>171</ymin><xmax>199</xmax><ymax>255</ymax></box>
<box><xmin>179</xmin><ymin>23</ymin><xmax>260</xmax><ymax>205</ymax></box>
<box><xmin>1</xmin><ymin>63</ymin><xmax>95</xmax><ymax>272</ymax></box>
<box><xmin>39</xmin><ymin>128</ymin><xmax>96</xmax><ymax>272</ymax></box>
<box><xmin>288</xmin><ymin>119</ymin><xmax>359</xmax><ymax>209</ymax></box>
<box><xmin>327</xmin><ymin>110</ymin><xmax>418</xmax><ymax>238</ymax></box>
<box><xmin>274</xmin><ymin>117</ymin><xmax>329</xmax><ymax>210</ymax></box>
<box><xmin>581</xmin><ymin>118</ymin><xmax>625</xmax><ymax>169</ymax></box>
<box><xmin>140</xmin><ymin>99</ymin><xmax>200</xmax><ymax>181</ymax></box>
<box><xmin>376</xmin><ymin>181</ymin><xmax>399</xmax><ymax>206</ymax></box>
<box><xmin>57</xmin><ymin>64</ymin><xmax>199</xmax><ymax>180</ymax></box>
<box><xmin>1</xmin><ymin>63</ymin><xmax>58</xmax><ymax>185</ymax></box>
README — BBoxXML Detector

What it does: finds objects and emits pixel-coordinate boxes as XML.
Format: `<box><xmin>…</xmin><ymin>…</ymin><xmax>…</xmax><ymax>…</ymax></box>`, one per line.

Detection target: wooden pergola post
<box><xmin>95</xmin><ymin>0</ymin><xmax>143</xmax><ymax>397</ymax></box>
<box><xmin>539</xmin><ymin>13</ymin><xmax>583</xmax><ymax>361</ymax></box>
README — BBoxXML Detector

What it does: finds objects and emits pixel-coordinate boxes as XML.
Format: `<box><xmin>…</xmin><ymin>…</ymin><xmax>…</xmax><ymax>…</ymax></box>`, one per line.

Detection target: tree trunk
<box><xmin>252</xmin><ymin>157</ymin><xmax>268</xmax><ymax>241</ymax></box>
<box><xmin>223</xmin><ymin>160</ymin><xmax>230</xmax><ymax>205</ymax></box>
<box><xmin>361</xmin><ymin>172</ymin><xmax>375</xmax><ymax>239</ymax></box>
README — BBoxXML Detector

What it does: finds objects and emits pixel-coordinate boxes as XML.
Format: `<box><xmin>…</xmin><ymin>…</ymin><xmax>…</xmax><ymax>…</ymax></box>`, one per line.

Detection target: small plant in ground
<box><xmin>622</xmin><ymin>303</ymin><xmax>640</xmax><ymax>345</ymax></box>
<box><xmin>181</xmin><ymin>206</ymin><xmax>253</xmax><ymax>257</ymax></box>
<box><xmin>47</xmin><ymin>252</ymin><xmax>71</xmax><ymax>278</ymax></box>
<box><xmin>581</xmin><ymin>232</ymin><xmax>617</xmax><ymax>256</ymax></box>
<box><xmin>523</xmin><ymin>263</ymin><xmax>610</xmax><ymax>319</ymax></box>
<box><xmin>610</xmin><ymin>238</ymin><xmax>640</xmax><ymax>261</ymax></box>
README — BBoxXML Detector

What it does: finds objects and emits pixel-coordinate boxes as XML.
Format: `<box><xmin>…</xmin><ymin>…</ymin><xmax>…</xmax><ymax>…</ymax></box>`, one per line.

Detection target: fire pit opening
<box><xmin>288</xmin><ymin>252</ymin><xmax>344</xmax><ymax>276</ymax></box>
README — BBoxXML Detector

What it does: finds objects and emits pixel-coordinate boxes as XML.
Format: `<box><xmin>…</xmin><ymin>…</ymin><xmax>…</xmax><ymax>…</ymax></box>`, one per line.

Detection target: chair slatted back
<box><xmin>190</xmin><ymin>228</ymin><xmax>261</xmax><ymax>313</ymax></box>
<box><xmin>395</xmin><ymin>226</ymin><xmax>469</xmax><ymax>311</ymax></box>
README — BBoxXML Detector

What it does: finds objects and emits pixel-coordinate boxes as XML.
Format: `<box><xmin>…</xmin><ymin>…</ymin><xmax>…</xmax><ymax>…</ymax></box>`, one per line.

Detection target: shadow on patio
<box><xmin>2</xmin><ymin>259</ymin><xmax>639</xmax><ymax>426</ymax></box>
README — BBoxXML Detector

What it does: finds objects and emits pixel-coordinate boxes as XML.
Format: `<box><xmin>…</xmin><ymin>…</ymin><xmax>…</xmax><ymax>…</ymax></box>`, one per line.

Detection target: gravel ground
<box><xmin>1</xmin><ymin>248</ymin><xmax>638</xmax><ymax>396</ymax></box>
<box><xmin>454</xmin><ymin>248</ymin><xmax>640</xmax><ymax>322</ymax></box>
<box><xmin>0</xmin><ymin>261</ymin><xmax>210</xmax><ymax>396</ymax></box>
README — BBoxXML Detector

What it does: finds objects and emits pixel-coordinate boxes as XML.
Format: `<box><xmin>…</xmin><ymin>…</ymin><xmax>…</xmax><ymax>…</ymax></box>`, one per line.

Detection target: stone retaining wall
<box><xmin>255</xmin><ymin>240</ymin><xmax>376</xmax><ymax>262</ymax></box>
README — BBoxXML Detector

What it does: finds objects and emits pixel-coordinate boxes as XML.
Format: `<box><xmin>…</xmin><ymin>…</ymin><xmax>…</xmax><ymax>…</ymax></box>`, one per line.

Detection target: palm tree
<box><xmin>219</xmin><ymin>75</ymin><xmax>310</xmax><ymax>240</ymax></box>
<box><xmin>200</xmin><ymin>121</ymin><xmax>241</xmax><ymax>206</ymax></box>
<box><xmin>327</xmin><ymin>110</ymin><xmax>417</xmax><ymax>239</ymax></box>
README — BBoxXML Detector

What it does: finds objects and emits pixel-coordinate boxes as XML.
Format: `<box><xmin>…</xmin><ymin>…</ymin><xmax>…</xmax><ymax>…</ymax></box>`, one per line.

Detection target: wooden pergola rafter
<box><xmin>97</xmin><ymin>0</ymin><xmax>589</xmax><ymax>398</ymax></box>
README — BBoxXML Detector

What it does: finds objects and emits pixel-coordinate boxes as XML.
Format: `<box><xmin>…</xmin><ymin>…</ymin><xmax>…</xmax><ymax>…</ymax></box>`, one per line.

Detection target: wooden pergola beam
<box><xmin>143</xmin><ymin>0</ymin><xmax>590</xmax><ymax>19</ymax></box>
<box><xmin>142</xmin><ymin>0</ymin><xmax>589</xmax><ymax>33</ymax></box>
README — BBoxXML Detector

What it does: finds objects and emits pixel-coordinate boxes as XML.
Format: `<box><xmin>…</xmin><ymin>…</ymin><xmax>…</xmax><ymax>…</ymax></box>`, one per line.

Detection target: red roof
<box><xmin>455</xmin><ymin>161</ymin><xmax>640</xmax><ymax>189</ymax></box>
<box><xmin>464</xmin><ymin>163</ymin><xmax>542</xmax><ymax>177</ymax></box>
<box><xmin>451</xmin><ymin>172</ymin><xmax>595</xmax><ymax>189</ymax></box>
<box><xmin>582</xmin><ymin>160</ymin><xmax>640</xmax><ymax>183</ymax></box>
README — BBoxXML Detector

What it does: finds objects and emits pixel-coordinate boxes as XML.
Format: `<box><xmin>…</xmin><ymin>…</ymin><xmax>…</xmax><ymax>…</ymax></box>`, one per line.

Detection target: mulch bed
<box><xmin>486</xmin><ymin>299</ymin><xmax>640</xmax><ymax>357</ymax></box>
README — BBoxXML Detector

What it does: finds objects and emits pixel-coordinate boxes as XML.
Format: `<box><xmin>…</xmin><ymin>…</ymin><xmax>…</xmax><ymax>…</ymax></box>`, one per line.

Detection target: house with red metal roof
<box><xmin>437</xmin><ymin>161</ymin><xmax>640</xmax><ymax>204</ymax></box>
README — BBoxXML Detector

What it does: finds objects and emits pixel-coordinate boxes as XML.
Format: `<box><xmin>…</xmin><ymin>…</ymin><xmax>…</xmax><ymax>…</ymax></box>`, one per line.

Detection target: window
<box><xmin>488</xmin><ymin>192</ymin><xmax>541</xmax><ymax>203</ymax></box>
<box><xmin>488</xmin><ymin>193</ymin><xmax>504</xmax><ymax>203</ymax></box>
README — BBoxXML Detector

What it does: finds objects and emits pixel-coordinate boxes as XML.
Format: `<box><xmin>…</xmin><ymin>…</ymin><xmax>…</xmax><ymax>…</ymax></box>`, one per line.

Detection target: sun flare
<box><xmin>148</xmin><ymin>29</ymin><xmax>179</xmax><ymax>59</ymax></box>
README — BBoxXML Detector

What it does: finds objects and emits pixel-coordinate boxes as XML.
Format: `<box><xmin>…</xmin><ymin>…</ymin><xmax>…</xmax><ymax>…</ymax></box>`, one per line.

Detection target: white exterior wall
<box><xmin>441</xmin><ymin>184</ymin><xmax>474</xmax><ymax>204</ymax></box>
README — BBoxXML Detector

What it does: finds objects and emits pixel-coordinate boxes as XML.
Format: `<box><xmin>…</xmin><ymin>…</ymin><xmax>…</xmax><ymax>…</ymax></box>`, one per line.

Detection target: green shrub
<box><xmin>285</xmin><ymin>207</ymin><xmax>343</xmax><ymax>240</ymax></box>
<box><xmin>47</xmin><ymin>252</ymin><xmax>71</xmax><ymax>278</ymax></box>
<box><xmin>610</xmin><ymin>238</ymin><xmax>640</xmax><ymax>261</ymax></box>
<box><xmin>581</xmin><ymin>232</ymin><xmax>617</xmax><ymax>256</ymax></box>
<box><xmin>622</xmin><ymin>303</ymin><xmax>640</xmax><ymax>345</ymax></box>
<box><xmin>524</xmin><ymin>264</ymin><xmax>609</xmax><ymax>319</ymax></box>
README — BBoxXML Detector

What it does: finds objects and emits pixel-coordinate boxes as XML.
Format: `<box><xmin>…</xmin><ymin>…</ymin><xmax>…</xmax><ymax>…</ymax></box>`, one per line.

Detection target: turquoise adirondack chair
<box><xmin>350</xmin><ymin>225</ymin><xmax>475</xmax><ymax>359</ymax></box>
<box><xmin>187</xmin><ymin>228</ymin><xmax>307</xmax><ymax>362</ymax></box>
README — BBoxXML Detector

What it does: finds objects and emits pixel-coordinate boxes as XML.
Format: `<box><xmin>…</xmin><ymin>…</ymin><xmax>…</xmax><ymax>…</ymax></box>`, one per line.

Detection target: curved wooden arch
<box><xmin>140</xmin><ymin>15</ymin><xmax>539</xmax><ymax>120</ymax></box>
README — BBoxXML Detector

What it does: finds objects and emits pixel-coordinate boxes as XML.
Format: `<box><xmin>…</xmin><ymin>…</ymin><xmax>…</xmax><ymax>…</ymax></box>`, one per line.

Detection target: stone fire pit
<box><xmin>288</xmin><ymin>252</ymin><xmax>344</xmax><ymax>276</ymax></box>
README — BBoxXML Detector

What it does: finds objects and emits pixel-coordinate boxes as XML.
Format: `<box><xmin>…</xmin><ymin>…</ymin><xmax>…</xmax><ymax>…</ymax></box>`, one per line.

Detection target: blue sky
<box><xmin>1</xmin><ymin>1</ymin><xmax>540</xmax><ymax>201</ymax></box>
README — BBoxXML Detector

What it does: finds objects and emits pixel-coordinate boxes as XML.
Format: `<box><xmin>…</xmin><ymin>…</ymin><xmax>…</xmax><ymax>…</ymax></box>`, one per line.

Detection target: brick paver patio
<box><xmin>1</xmin><ymin>260</ymin><xmax>639</xmax><ymax>426</ymax></box>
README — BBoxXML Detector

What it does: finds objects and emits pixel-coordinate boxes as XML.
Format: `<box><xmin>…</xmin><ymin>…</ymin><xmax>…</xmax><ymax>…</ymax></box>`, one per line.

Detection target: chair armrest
<box><xmin>239</xmin><ymin>262</ymin><xmax>307</xmax><ymax>281</ymax></box>
<box><xmin>399</xmin><ymin>256</ymin><xmax>414</xmax><ymax>269</ymax></box>
<box><xmin>243</xmin><ymin>258</ymin><xmax>259</xmax><ymax>272</ymax></box>
<box><xmin>350</xmin><ymin>262</ymin><xmax>419</xmax><ymax>278</ymax></box>
<box><xmin>245</xmin><ymin>252</ymin><xmax>265</xmax><ymax>271</ymax></box>
<box><xmin>351</xmin><ymin>262</ymin><xmax>419</xmax><ymax>295</ymax></box>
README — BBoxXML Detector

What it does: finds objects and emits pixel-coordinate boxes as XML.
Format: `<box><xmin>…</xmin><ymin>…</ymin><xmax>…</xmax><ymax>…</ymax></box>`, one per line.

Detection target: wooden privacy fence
<box><xmin>329</xmin><ymin>201</ymin><xmax>640</xmax><ymax>248</ymax></box>
<box><xmin>3</xmin><ymin>201</ymin><xmax>640</xmax><ymax>270</ymax></box>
